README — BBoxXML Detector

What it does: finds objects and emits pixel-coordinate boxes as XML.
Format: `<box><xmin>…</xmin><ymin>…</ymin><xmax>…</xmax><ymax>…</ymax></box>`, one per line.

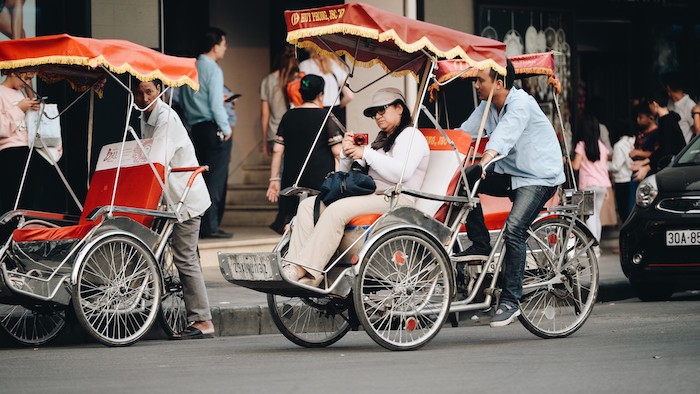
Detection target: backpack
<box><xmin>285</xmin><ymin>72</ymin><xmax>305</xmax><ymax>108</ymax></box>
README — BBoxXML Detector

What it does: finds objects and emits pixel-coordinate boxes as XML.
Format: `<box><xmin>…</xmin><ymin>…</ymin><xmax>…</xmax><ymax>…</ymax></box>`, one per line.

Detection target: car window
<box><xmin>676</xmin><ymin>137</ymin><xmax>700</xmax><ymax>166</ymax></box>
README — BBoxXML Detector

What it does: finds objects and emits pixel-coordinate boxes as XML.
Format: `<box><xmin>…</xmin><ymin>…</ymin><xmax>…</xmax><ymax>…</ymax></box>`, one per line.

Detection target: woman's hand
<box><xmin>267</xmin><ymin>180</ymin><xmax>280</xmax><ymax>203</ymax></box>
<box><xmin>18</xmin><ymin>98</ymin><xmax>40</xmax><ymax>112</ymax></box>
<box><xmin>342</xmin><ymin>132</ymin><xmax>365</xmax><ymax>160</ymax></box>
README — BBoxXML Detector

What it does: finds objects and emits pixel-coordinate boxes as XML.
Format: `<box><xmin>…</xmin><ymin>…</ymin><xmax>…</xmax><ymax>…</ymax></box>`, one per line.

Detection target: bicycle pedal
<box><xmin>483</xmin><ymin>287</ymin><xmax>500</xmax><ymax>297</ymax></box>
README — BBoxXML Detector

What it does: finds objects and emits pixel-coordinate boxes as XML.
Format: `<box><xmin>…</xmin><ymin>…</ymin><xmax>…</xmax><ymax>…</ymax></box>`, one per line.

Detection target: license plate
<box><xmin>666</xmin><ymin>230</ymin><xmax>700</xmax><ymax>246</ymax></box>
<box><xmin>218</xmin><ymin>252</ymin><xmax>279</xmax><ymax>281</ymax></box>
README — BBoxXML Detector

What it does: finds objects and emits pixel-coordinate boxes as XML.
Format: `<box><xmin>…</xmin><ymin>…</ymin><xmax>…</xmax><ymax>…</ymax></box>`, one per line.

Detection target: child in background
<box><xmin>572</xmin><ymin>116</ymin><xmax>611</xmax><ymax>258</ymax></box>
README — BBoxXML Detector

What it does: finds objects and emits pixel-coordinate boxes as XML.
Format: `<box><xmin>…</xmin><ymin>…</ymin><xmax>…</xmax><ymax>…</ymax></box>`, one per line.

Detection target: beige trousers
<box><xmin>287</xmin><ymin>193</ymin><xmax>413</xmax><ymax>280</ymax></box>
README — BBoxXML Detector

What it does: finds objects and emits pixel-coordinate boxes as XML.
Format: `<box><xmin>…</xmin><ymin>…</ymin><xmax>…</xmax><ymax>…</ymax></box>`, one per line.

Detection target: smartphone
<box><xmin>225</xmin><ymin>93</ymin><xmax>242</xmax><ymax>103</ymax></box>
<box><xmin>353</xmin><ymin>133</ymin><xmax>369</xmax><ymax>145</ymax></box>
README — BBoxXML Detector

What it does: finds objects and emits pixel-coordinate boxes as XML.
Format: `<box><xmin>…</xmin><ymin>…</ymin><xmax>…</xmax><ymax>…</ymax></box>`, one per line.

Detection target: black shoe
<box><xmin>453</xmin><ymin>244</ymin><xmax>492</xmax><ymax>261</ymax></box>
<box><xmin>200</xmin><ymin>229</ymin><xmax>233</xmax><ymax>239</ymax></box>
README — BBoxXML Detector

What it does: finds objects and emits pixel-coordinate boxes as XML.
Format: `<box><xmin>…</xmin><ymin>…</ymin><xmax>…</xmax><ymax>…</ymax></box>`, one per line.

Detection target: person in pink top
<box><xmin>572</xmin><ymin>115</ymin><xmax>612</xmax><ymax>257</ymax></box>
<box><xmin>0</xmin><ymin>71</ymin><xmax>40</xmax><ymax>216</ymax></box>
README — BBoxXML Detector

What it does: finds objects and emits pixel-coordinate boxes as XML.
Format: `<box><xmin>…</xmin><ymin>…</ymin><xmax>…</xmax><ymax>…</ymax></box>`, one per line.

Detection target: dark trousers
<box><xmin>614</xmin><ymin>182</ymin><xmax>631</xmax><ymax>224</ymax></box>
<box><xmin>0</xmin><ymin>146</ymin><xmax>35</xmax><ymax>215</ymax></box>
<box><xmin>466</xmin><ymin>172</ymin><xmax>557</xmax><ymax>304</ymax></box>
<box><xmin>189</xmin><ymin>121</ymin><xmax>232</xmax><ymax>236</ymax></box>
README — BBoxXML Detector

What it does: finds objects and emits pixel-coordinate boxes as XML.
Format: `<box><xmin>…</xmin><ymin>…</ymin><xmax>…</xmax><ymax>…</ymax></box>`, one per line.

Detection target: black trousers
<box><xmin>189</xmin><ymin>121</ymin><xmax>232</xmax><ymax>236</ymax></box>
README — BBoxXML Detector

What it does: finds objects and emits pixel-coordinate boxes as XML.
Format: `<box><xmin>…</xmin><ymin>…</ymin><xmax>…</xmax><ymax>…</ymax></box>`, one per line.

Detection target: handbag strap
<box><xmin>313</xmin><ymin>196</ymin><xmax>321</xmax><ymax>225</ymax></box>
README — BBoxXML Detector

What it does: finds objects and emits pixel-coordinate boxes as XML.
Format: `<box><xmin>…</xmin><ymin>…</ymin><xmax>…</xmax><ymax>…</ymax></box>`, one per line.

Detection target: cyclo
<box><xmin>0</xmin><ymin>34</ymin><xmax>199</xmax><ymax>346</ymax></box>
<box><xmin>219</xmin><ymin>3</ymin><xmax>599</xmax><ymax>351</ymax></box>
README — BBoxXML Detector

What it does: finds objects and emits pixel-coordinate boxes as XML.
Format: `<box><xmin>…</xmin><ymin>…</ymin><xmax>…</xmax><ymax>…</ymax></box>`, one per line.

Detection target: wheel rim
<box><xmin>268</xmin><ymin>294</ymin><xmax>351</xmax><ymax>347</ymax></box>
<box><xmin>0</xmin><ymin>303</ymin><xmax>66</xmax><ymax>346</ymax></box>
<box><xmin>355</xmin><ymin>232</ymin><xmax>451</xmax><ymax>350</ymax></box>
<box><xmin>520</xmin><ymin>219</ymin><xmax>598</xmax><ymax>337</ymax></box>
<box><xmin>74</xmin><ymin>236</ymin><xmax>161</xmax><ymax>346</ymax></box>
<box><xmin>158</xmin><ymin>244</ymin><xmax>187</xmax><ymax>336</ymax></box>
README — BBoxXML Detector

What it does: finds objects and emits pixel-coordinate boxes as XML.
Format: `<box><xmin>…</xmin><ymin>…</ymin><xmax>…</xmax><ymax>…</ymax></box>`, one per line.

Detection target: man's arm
<box><xmin>209</xmin><ymin>67</ymin><xmax>230</xmax><ymax>135</ymax></box>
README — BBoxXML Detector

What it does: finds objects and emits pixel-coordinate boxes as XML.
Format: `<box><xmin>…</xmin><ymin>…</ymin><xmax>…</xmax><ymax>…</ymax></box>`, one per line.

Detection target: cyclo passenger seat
<box><xmin>12</xmin><ymin>139</ymin><xmax>165</xmax><ymax>245</ymax></box>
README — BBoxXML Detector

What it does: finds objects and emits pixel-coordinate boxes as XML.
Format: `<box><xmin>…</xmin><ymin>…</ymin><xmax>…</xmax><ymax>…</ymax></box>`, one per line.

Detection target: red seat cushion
<box><xmin>12</xmin><ymin>223</ymin><xmax>97</xmax><ymax>243</ymax></box>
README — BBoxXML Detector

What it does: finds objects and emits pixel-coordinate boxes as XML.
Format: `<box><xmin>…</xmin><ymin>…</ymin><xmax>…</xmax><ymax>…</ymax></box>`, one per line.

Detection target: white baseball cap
<box><xmin>363</xmin><ymin>87</ymin><xmax>406</xmax><ymax>117</ymax></box>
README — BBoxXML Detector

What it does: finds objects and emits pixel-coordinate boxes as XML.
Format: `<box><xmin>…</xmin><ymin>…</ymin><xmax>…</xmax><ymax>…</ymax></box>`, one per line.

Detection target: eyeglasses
<box><xmin>369</xmin><ymin>104</ymin><xmax>391</xmax><ymax>119</ymax></box>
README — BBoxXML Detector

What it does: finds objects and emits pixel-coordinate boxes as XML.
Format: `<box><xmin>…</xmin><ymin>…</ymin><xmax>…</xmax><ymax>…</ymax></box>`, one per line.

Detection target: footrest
<box><xmin>218</xmin><ymin>252</ymin><xmax>318</xmax><ymax>298</ymax></box>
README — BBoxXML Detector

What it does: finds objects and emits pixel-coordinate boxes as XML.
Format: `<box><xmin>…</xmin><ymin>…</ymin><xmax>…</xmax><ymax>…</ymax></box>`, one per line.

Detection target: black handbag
<box><xmin>313</xmin><ymin>165</ymin><xmax>376</xmax><ymax>223</ymax></box>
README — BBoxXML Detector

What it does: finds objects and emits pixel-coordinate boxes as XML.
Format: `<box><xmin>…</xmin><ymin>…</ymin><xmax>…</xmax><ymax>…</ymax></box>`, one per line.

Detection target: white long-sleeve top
<box><xmin>609</xmin><ymin>135</ymin><xmax>635</xmax><ymax>183</ymax></box>
<box><xmin>139</xmin><ymin>99</ymin><xmax>212</xmax><ymax>219</ymax></box>
<box><xmin>340</xmin><ymin>126</ymin><xmax>430</xmax><ymax>197</ymax></box>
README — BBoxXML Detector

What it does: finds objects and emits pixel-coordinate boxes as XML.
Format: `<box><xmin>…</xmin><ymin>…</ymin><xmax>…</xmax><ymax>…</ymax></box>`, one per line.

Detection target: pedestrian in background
<box><xmin>180</xmin><ymin>27</ymin><xmax>233</xmax><ymax>239</ymax></box>
<box><xmin>299</xmin><ymin>49</ymin><xmax>354</xmax><ymax>126</ymax></box>
<box><xmin>572</xmin><ymin>113</ymin><xmax>612</xmax><ymax>258</ymax></box>
<box><xmin>266</xmin><ymin>74</ymin><xmax>342</xmax><ymax>234</ymax></box>
<box><xmin>0</xmin><ymin>71</ymin><xmax>40</xmax><ymax>217</ymax></box>
<box><xmin>663</xmin><ymin>72</ymin><xmax>696</xmax><ymax>144</ymax></box>
<box><xmin>260</xmin><ymin>45</ymin><xmax>298</xmax><ymax>158</ymax></box>
<box><xmin>609</xmin><ymin>126</ymin><xmax>635</xmax><ymax>224</ymax></box>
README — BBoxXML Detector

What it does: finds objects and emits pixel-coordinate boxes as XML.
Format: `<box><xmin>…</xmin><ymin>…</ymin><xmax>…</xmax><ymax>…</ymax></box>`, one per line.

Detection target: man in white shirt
<box><xmin>663</xmin><ymin>72</ymin><xmax>697</xmax><ymax>144</ymax></box>
<box><xmin>134</xmin><ymin>80</ymin><xmax>215</xmax><ymax>339</ymax></box>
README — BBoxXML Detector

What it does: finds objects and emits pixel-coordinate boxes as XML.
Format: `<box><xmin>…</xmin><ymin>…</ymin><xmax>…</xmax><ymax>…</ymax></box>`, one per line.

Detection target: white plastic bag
<box><xmin>26</xmin><ymin>103</ymin><xmax>61</xmax><ymax>148</ymax></box>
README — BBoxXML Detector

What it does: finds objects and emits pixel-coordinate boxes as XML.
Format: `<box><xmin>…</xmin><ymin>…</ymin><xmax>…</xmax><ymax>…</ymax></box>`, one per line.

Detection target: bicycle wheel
<box><xmin>268</xmin><ymin>293</ymin><xmax>352</xmax><ymax>348</ymax></box>
<box><xmin>519</xmin><ymin>217</ymin><xmax>599</xmax><ymax>338</ymax></box>
<box><xmin>157</xmin><ymin>242</ymin><xmax>187</xmax><ymax>337</ymax></box>
<box><xmin>266</xmin><ymin>237</ymin><xmax>352</xmax><ymax>348</ymax></box>
<box><xmin>354</xmin><ymin>229</ymin><xmax>451</xmax><ymax>351</ymax></box>
<box><xmin>0</xmin><ymin>303</ymin><xmax>66</xmax><ymax>346</ymax></box>
<box><xmin>72</xmin><ymin>235</ymin><xmax>161</xmax><ymax>346</ymax></box>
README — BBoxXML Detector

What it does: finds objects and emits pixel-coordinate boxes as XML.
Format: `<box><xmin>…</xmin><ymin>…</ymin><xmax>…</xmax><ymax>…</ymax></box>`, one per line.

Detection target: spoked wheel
<box><xmin>266</xmin><ymin>236</ymin><xmax>352</xmax><ymax>348</ymax></box>
<box><xmin>157</xmin><ymin>242</ymin><xmax>187</xmax><ymax>337</ymax></box>
<box><xmin>72</xmin><ymin>235</ymin><xmax>161</xmax><ymax>346</ymax></box>
<box><xmin>519</xmin><ymin>217</ymin><xmax>599</xmax><ymax>338</ymax></box>
<box><xmin>354</xmin><ymin>229</ymin><xmax>452</xmax><ymax>351</ymax></box>
<box><xmin>267</xmin><ymin>293</ymin><xmax>353</xmax><ymax>347</ymax></box>
<box><xmin>0</xmin><ymin>303</ymin><xmax>66</xmax><ymax>346</ymax></box>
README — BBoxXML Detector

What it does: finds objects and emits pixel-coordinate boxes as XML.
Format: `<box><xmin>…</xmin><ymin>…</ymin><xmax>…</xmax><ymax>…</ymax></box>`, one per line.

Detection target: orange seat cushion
<box><xmin>12</xmin><ymin>223</ymin><xmax>97</xmax><ymax>243</ymax></box>
<box><xmin>346</xmin><ymin>213</ymin><xmax>382</xmax><ymax>227</ymax></box>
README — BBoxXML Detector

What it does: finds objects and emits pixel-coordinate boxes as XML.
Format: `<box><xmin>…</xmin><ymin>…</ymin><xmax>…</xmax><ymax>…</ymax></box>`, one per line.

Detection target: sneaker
<box><xmin>453</xmin><ymin>244</ymin><xmax>492</xmax><ymax>261</ymax></box>
<box><xmin>490</xmin><ymin>302</ymin><xmax>521</xmax><ymax>327</ymax></box>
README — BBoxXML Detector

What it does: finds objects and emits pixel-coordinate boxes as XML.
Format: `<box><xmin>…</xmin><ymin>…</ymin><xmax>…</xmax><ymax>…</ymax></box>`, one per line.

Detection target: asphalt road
<box><xmin>2</xmin><ymin>295</ymin><xmax>699</xmax><ymax>394</ymax></box>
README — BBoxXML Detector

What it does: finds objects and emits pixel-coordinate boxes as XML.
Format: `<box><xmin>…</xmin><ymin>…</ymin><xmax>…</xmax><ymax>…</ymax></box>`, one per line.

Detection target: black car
<box><xmin>620</xmin><ymin>134</ymin><xmax>700</xmax><ymax>301</ymax></box>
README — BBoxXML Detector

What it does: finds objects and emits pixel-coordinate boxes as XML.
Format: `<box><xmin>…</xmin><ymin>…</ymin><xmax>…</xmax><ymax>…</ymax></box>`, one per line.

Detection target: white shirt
<box><xmin>668</xmin><ymin>94</ymin><xmax>696</xmax><ymax>143</ymax></box>
<box><xmin>609</xmin><ymin>135</ymin><xmax>635</xmax><ymax>183</ymax></box>
<box><xmin>299</xmin><ymin>59</ymin><xmax>348</xmax><ymax>107</ymax></box>
<box><xmin>139</xmin><ymin>99</ymin><xmax>211</xmax><ymax>219</ymax></box>
<box><xmin>340</xmin><ymin>127</ymin><xmax>430</xmax><ymax>197</ymax></box>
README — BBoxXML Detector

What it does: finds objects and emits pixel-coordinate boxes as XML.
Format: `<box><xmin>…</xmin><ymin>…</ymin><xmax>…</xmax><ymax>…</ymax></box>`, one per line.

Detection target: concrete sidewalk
<box><xmin>199</xmin><ymin>225</ymin><xmax>634</xmax><ymax>338</ymax></box>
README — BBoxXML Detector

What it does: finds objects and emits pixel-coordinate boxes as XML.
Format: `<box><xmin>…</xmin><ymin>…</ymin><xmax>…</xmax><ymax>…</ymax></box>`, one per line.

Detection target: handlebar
<box><xmin>171</xmin><ymin>165</ymin><xmax>208</xmax><ymax>188</ymax></box>
<box><xmin>468</xmin><ymin>154</ymin><xmax>505</xmax><ymax>200</ymax></box>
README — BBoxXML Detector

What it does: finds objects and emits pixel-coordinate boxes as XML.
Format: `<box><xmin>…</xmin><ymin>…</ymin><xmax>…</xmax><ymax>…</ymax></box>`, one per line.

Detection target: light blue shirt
<box><xmin>459</xmin><ymin>87</ymin><xmax>565</xmax><ymax>189</ymax></box>
<box><xmin>180</xmin><ymin>54</ymin><xmax>230</xmax><ymax>135</ymax></box>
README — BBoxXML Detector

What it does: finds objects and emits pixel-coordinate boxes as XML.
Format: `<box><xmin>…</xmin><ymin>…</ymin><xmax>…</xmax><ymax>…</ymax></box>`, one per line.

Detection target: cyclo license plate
<box><xmin>666</xmin><ymin>230</ymin><xmax>700</xmax><ymax>246</ymax></box>
<box><xmin>220</xmin><ymin>252</ymin><xmax>278</xmax><ymax>281</ymax></box>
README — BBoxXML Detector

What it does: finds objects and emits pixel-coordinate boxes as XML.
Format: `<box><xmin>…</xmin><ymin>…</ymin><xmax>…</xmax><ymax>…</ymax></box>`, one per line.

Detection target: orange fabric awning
<box><xmin>286</xmin><ymin>2</ymin><xmax>507</xmax><ymax>80</ymax></box>
<box><xmin>429</xmin><ymin>51</ymin><xmax>562</xmax><ymax>100</ymax></box>
<box><xmin>0</xmin><ymin>33</ymin><xmax>199</xmax><ymax>93</ymax></box>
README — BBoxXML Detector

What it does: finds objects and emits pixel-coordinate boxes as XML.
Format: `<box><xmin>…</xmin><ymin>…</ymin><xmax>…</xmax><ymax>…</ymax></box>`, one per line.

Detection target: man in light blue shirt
<box><xmin>456</xmin><ymin>59</ymin><xmax>565</xmax><ymax>328</ymax></box>
<box><xmin>180</xmin><ymin>27</ymin><xmax>233</xmax><ymax>239</ymax></box>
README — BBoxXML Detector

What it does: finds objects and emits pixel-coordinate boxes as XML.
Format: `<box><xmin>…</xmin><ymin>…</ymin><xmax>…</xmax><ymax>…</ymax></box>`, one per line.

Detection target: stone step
<box><xmin>221</xmin><ymin>204</ymin><xmax>277</xmax><ymax>227</ymax></box>
<box><xmin>226</xmin><ymin>183</ymin><xmax>269</xmax><ymax>206</ymax></box>
<box><xmin>242</xmin><ymin>164</ymin><xmax>271</xmax><ymax>185</ymax></box>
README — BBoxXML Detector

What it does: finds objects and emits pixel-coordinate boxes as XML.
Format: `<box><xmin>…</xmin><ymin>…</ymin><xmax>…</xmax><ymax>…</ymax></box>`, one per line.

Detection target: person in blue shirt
<box><xmin>180</xmin><ymin>27</ymin><xmax>233</xmax><ymax>239</ymax></box>
<box><xmin>457</xmin><ymin>59</ymin><xmax>565</xmax><ymax>328</ymax></box>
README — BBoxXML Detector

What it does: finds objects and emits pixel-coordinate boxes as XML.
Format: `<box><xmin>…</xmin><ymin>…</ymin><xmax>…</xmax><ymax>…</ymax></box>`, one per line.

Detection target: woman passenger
<box><xmin>282</xmin><ymin>87</ymin><xmax>430</xmax><ymax>286</ymax></box>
